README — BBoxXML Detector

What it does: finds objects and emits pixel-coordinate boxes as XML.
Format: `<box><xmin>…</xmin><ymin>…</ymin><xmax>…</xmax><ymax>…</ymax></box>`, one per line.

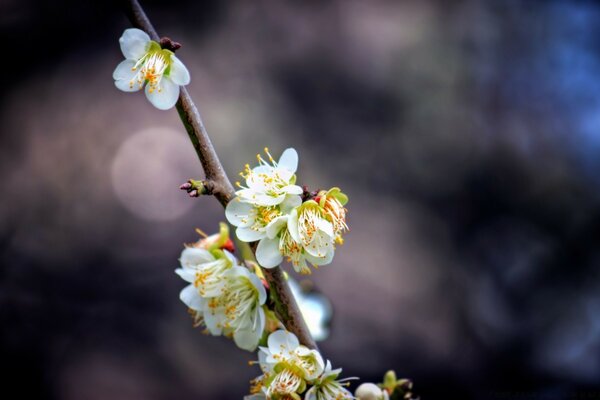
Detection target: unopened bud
<box><xmin>355</xmin><ymin>383</ymin><xmax>384</xmax><ymax>400</ymax></box>
<box><xmin>180</xmin><ymin>182</ymin><xmax>192</xmax><ymax>190</ymax></box>
<box><xmin>188</xmin><ymin>190</ymin><xmax>198</xmax><ymax>197</ymax></box>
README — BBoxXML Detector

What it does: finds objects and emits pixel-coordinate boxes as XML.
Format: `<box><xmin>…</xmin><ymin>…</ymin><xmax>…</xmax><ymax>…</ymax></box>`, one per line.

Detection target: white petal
<box><xmin>287</xmin><ymin>208</ymin><xmax>301</xmax><ymax>244</ymax></box>
<box><xmin>113</xmin><ymin>59</ymin><xmax>143</xmax><ymax>92</ymax></box>
<box><xmin>256</xmin><ymin>237</ymin><xmax>283</xmax><ymax>268</ymax></box>
<box><xmin>145</xmin><ymin>78</ymin><xmax>180</xmax><ymax>110</ymax></box>
<box><xmin>265</xmin><ymin>215</ymin><xmax>288</xmax><ymax>239</ymax></box>
<box><xmin>203</xmin><ymin>306</ymin><xmax>224</xmax><ymax>335</ymax></box>
<box><xmin>316</xmin><ymin>218</ymin><xmax>334</xmax><ymax>239</ymax></box>
<box><xmin>180</xmin><ymin>247</ymin><xmax>214</xmax><ymax>267</ymax></box>
<box><xmin>304</xmin><ymin>232</ymin><xmax>334</xmax><ymax>258</ymax></box>
<box><xmin>305</xmin><ymin>248</ymin><xmax>334</xmax><ymax>266</ymax></box>
<box><xmin>267</xmin><ymin>330</ymin><xmax>299</xmax><ymax>355</ymax></box>
<box><xmin>278</xmin><ymin>148</ymin><xmax>298</xmax><ymax>173</ymax></box>
<box><xmin>247</xmin><ymin>273</ymin><xmax>267</xmax><ymax>305</ymax></box>
<box><xmin>236</xmin><ymin>227</ymin><xmax>265</xmax><ymax>242</ymax></box>
<box><xmin>119</xmin><ymin>28</ymin><xmax>151</xmax><ymax>60</ymax></box>
<box><xmin>234</xmin><ymin>328</ymin><xmax>261</xmax><ymax>351</ymax></box>
<box><xmin>175</xmin><ymin>267</ymin><xmax>196</xmax><ymax>283</ymax></box>
<box><xmin>253</xmin><ymin>193</ymin><xmax>286</xmax><ymax>207</ymax></box>
<box><xmin>169</xmin><ymin>55</ymin><xmax>191</xmax><ymax>86</ymax></box>
<box><xmin>179</xmin><ymin>285</ymin><xmax>204</xmax><ymax>310</ymax></box>
<box><xmin>283</xmin><ymin>185</ymin><xmax>303</xmax><ymax>195</ymax></box>
<box><xmin>280</xmin><ymin>194</ymin><xmax>302</xmax><ymax>213</ymax></box>
<box><xmin>225</xmin><ymin>199</ymin><xmax>253</xmax><ymax>226</ymax></box>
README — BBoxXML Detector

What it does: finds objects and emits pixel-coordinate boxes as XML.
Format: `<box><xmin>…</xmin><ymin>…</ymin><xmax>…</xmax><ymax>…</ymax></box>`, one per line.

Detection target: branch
<box><xmin>122</xmin><ymin>0</ymin><xmax>317</xmax><ymax>350</ymax></box>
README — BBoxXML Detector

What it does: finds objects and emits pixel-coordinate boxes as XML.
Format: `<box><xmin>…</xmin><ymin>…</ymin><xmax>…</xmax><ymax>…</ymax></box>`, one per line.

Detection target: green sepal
<box><xmin>326</xmin><ymin>187</ymin><xmax>348</xmax><ymax>206</ymax></box>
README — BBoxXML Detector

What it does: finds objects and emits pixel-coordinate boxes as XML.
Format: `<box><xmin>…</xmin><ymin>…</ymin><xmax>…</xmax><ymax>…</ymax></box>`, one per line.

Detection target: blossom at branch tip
<box><xmin>113</xmin><ymin>28</ymin><xmax>190</xmax><ymax>110</ymax></box>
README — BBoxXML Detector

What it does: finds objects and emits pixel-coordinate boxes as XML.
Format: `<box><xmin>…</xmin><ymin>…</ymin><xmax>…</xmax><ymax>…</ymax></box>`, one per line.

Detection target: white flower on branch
<box><xmin>249</xmin><ymin>330</ymin><xmax>325</xmax><ymax>399</ymax></box>
<box><xmin>204</xmin><ymin>266</ymin><xmax>267</xmax><ymax>351</ymax></box>
<box><xmin>175</xmin><ymin>225</ymin><xmax>267</xmax><ymax>351</ymax></box>
<box><xmin>257</xmin><ymin>200</ymin><xmax>336</xmax><ymax>274</ymax></box>
<box><xmin>113</xmin><ymin>28</ymin><xmax>190</xmax><ymax>110</ymax></box>
<box><xmin>234</xmin><ymin>148</ymin><xmax>303</xmax><ymax>207</ymax></box>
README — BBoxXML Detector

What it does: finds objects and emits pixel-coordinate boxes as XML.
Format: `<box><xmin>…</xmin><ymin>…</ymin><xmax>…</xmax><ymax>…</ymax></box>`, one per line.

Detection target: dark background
<box><xmin>2</xmin><ymin>0</ymin><xmax>600</xmax><ymax>399</ymax></box>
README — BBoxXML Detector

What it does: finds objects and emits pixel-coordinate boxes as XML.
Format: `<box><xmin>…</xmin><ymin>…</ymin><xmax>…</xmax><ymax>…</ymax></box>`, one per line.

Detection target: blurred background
<box><xmin>2</xmin><ymin>0</ymin><xmax>600</xmax><ymax>398</ymax></box>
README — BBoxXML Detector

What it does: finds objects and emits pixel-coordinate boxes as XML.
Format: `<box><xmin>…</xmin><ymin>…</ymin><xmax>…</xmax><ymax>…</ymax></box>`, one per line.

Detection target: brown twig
<box><xmin>122</xmin><ymin>0</ymin><xmax>317</xmax><ymax>350</ymax></box>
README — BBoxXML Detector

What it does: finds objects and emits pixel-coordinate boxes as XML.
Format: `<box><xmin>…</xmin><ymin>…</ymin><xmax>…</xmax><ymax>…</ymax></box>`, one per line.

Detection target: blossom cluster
<box><xmin>247</xmin><ymin>330</ymin><xmax>355</xmax><ymax>400</ymax></box>
<box><xmin>226</xmin><ymin>148</ymin><xmax>349</xmax><ymax>274</ymax></box>
<box><xmin>175</xmin><ymin>223</ymin><xmax>267</xmax><ymax>351</ymax></box>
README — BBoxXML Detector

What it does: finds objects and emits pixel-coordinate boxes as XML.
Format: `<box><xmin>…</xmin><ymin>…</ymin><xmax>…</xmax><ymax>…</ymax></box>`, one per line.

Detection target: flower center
<box><xmin>220</xmin><ymin>278</ymin><xmax>259</xmax><ymax>329</ymax></box>
<box><xmin>270</xmin><ymin>369</ymin><xmax>302</xmax><ymax>395</ymax></box>
<box><xmin>129</xmin><ymin>50</ymin><xmax>170</xmax><ymax>92</ymax></box>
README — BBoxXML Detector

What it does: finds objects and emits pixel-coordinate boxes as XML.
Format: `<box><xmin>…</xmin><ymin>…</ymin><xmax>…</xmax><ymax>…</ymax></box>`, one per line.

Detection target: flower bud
<box><xmin>355</xmin><ymin>383</ymin><xmax>385</xmax><ymax>400</ymax></box>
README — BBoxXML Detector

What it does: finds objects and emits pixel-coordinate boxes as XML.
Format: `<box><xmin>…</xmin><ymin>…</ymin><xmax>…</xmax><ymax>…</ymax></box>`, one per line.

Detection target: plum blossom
<box><xmin>250</xmin><ymin>330</ymin><xmax>325</xmax><ymax>399</ymax></box>
<box><xmin>256</xmin><ymin>201</ymin><xmax>335</xmax><ymax>274</ymax></box>
<box><xmin>234</xmin><ymin>148</ymin><xmax>303</xmax><ymax>207</ymax></box>
<box><xmin>113</xmin><ymin>28</ymin><xmax>190</xmax><ymax>110</ymax></box>
<box><xmin>175</xmin><ymin>225</ymin><xmax>266</xmax><ymax>351</ymax></box>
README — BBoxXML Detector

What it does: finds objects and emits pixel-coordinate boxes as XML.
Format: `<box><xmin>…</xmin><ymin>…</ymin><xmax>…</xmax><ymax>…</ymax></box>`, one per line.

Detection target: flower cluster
<box><xmin>226</xmin><ymin>148</ymin><xmax>349</xmax><ymax>274</ymax></box>
<box><xmin>114</xmin><ymin>28</ymin><xmax>190</xmax><ymax>110</ymax></box>
<box><xmin>247</xmin><ymin>330</ymin><xmax>354</xmax><ymax>400</ymax></box>
<box><xmin>175</xmin><ymin>223</ymin><xmax>267</xmax><ymax>351</ymax></box>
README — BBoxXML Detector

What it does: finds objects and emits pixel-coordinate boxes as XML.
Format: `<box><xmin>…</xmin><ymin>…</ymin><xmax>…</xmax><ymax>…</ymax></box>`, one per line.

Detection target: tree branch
<box><xmin>122</xmin><ymin>0</ymin><xmax>317</xmax><ymax>350</ymax></box>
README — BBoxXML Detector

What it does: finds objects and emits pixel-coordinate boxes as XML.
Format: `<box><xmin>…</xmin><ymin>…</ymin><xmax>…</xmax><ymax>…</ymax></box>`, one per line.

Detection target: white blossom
<box><xmin>235</xmin><ymin>148</ymin><xmax>303</xmax><ymax>207</ymax></box>
<box><xmin>113</xmin><ymin>28</ymin><xmax>190</xmax><ymax>110</ymax></box>
<box><xmin>203</xmin><ymin>266</ymin><xmax>267</xmax><ymax>351</ymax></box>
<box><xmin>256</xmin><ymin>201</ymin><xmax>335</xmax><ymax>273</ymax></box>
<box><xmin>253</xmin><ymin>330</ymin><xmax>325</xmax><ymax>398</ymax></box>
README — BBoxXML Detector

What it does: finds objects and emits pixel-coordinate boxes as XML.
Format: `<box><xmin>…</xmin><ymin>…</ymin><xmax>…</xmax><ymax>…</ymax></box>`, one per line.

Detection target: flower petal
<box><xmin>234</xmin><ymin>328</ymin><xmax>261</xmax><ymax>351</ymax></box>
<box><xmin>179</xmin><ymin>284</ymin><xmax>204</xmax><ymax>310</ymax></box>
<box><xmin>287</xmin><ymin>208</ymin><xmax>301</xmax><ymax>244</ymax></box>
<box><xmin>236</xmin><ymin>227</ymin><xmax>265</xmax><ymax>242</ymax></box>
<box><xmin>119</xmin><ymin>28</ymin><xmax>151</xmax><ymax>60</ymax></box>
<box><xmin>247</xmin><ymin>273</ymin><xmax>267</xmax><ymax>305</ymax></box>
<box><xmin>316</xmin><ymin>218</ymin><xmax>334</xmax><ymax>239</ymax></box>
<box><xmin>203</xmin><ymin>305</ymin><xmax>224</xmax><ymax>335</ymax></box>
<box><xmin>169</xmin><ymin>55</ymin><xmax>191</xmax><ymax>86</ymax></box>
<box><xmin>267</xmin><ymin>330</ymin><xmax>299</xmax><ymax>356</ymax></box>
<box><xmin>280</xmin><ymin>194</ymin><xmax>302</xmax><ymax>213</ymax></box>
<box><xmin>145</xmin><ymin>77</ymin><xmax>180</xmax><ymax>110</ymax></box>
<box><xmin>113</xmin><ymin>60</ymin><xmax>142</xmax><ymax>92</ymax></box>
<box><xmin>175</xmin><ymin>267</ymin><xmax>196</xmax><ymax>283</ymax></box>
<box><xmin>283</xmin><ymin>185</ymin><xmax>303</xmax><ymax>195</ymax></box>
<box><xmin>256</xmin><ymin>237</ymin><xmax>283</xmax><ymax>268</ymax></box>
<box><xmin>265</xmin><ymin>215</ymin><xmax>288</xmax><ymax>239</ymax></box>
<box><xmin>225</xmin><ymin>199</ymin><xmax>254</xmax><ymax>227</ymax></box>
<box><xmin>278</xmin><ymin>148</ymin><xmax>298</xmax><ymax>173</ymax></box>
<box><xmin>305</xmin><ymin>247</ymin><xmax>334</xmax><ymax>266</ymax></box>
<box><xmin>180</xmin><ymin>247</ymin><xmax>214</xmax><ymax>267</ymax></box>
